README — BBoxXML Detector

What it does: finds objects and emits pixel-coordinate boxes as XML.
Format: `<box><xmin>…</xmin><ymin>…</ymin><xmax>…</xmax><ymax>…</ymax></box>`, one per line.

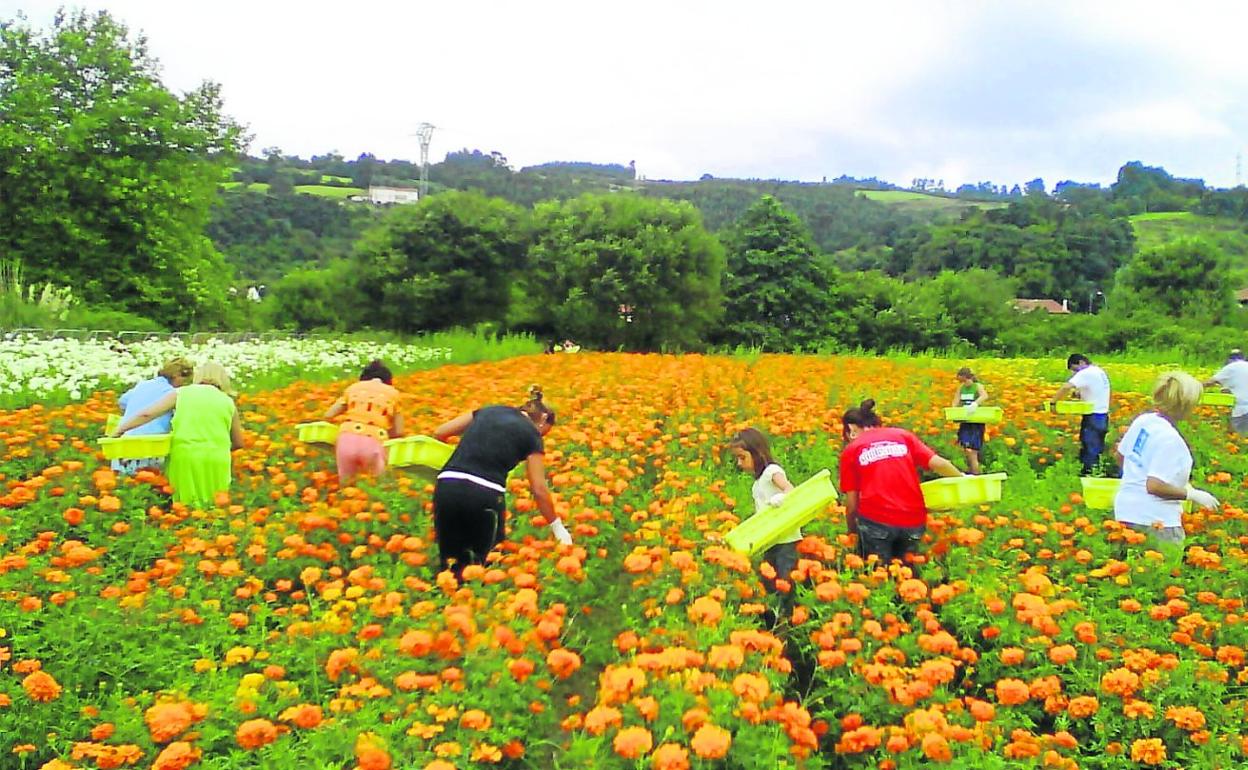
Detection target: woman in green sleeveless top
<box><xmin>950</xmin><ymin>367</ymin><xmax>989</xmax><ymax>475</ymax></box>
<box><xmin>111</xmin><ymin>361</ymin><xmax>245</xmax><ymax>506</ymax></box>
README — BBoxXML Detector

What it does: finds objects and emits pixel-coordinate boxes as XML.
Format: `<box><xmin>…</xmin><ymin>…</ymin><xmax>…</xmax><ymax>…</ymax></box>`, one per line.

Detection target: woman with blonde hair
<box><xmin>111</xmin><ymin>356</ymin><xmax>195</xmax><ymax>475</ymax></box>
<box><xmin>1114</xmin><ymin>371</ymin><xmax>1219</xmax><ymax>545</ymax></box>
<box><xmin>111</xmin><ymin>361</ymin><xmax>245</xmax><ymax>506</ymax></box>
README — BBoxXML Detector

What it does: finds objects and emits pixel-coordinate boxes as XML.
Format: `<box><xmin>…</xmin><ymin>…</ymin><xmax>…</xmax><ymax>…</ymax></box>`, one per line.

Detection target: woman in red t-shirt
<box><xmin>839</xmin><ymin>399</ymin><xmax>964</xmax><ymax>564</ymax></box>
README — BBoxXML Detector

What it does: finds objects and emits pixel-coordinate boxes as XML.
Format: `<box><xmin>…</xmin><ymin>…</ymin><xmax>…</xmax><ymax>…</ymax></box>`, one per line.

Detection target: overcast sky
<box><xmin>6</xmin><ymin>0</ymin><xmax>1247</xmax><ymax>188</ymax></box>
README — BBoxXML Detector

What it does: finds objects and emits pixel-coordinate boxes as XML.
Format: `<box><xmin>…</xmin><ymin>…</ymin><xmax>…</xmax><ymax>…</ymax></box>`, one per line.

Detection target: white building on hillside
<box><xmin>367</xmin><ymin>186</ymin><xmax>421</xmax><ymax>205</ymax></box>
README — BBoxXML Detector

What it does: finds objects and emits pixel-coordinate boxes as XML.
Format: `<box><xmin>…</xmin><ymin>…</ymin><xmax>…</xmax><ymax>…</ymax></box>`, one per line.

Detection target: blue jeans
<box><xmin>1079</xmin><ymin>413</ymin><xmax>1109</xmax><ymax>474</ymax></box>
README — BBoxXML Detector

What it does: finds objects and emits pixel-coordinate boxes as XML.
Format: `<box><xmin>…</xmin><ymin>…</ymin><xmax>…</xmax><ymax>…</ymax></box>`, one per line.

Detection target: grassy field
<box><xmin>320</xmin><ymin>174</ymin><xmax>355</xmax><ymax>185</ymax></box>
<box><xmin>855</xmin><ymin>189</ymin><xmax>1004</xmax><ymax>212</ymax></box>
<box><xmin>220</xmin><ymin>182</ymin><xmax>272</xmax><ymax>193</ymax></box>
<box><xmin>293</xmin><ymin>184</ymin><xmax>366</xmax><ymax>199</ymax></box>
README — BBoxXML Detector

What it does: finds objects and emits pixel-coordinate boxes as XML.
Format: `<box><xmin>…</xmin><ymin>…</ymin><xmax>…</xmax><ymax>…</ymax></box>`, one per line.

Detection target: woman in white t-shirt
<box><xmin>728</xmin><ymin>429</ymin><xmax>797</xmax><ymax>604</ymax></box>
<box><xmin>1114</xmin><ymin>372</ymin><xmax>1219</xmax><ymax>545</ymax></box>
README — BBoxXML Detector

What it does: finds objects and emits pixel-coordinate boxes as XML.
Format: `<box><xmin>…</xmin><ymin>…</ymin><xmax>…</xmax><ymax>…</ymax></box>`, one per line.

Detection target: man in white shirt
<box><xmin>1050</xmin><ymin>353</ymin><xmax>1111</xmax><ymax>475</ymax></box>
<box><xmin>1204</xmin><ymin>349</ymin><xmax>1248</xmax><ymax>434</ymax></box>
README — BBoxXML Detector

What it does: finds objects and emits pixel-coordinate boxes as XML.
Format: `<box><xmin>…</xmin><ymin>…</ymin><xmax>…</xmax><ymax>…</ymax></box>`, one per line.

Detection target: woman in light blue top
<box><xmin>112</xmin><ymin>357</ymin><xmax>194</xmax><ymax>475</ymax></box>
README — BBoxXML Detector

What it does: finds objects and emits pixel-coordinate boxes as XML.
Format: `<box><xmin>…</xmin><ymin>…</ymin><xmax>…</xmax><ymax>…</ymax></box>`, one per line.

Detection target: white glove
<box><xmin>767</xmin><ymin>492</ymin><xmax>787</xmax><ymax>508</ymax></box>
<box><xmin>1186</xmin><ymin>488</ymin><xmax>1220</xmax><ymax>510</ymax></box>
<box><xmin>965</xmin><ymin>403</ymin><xmax>978</xmax><ymax>414</ymax></box>
<box><xmin>549</xmin><ymin>518</ymin><xmax>572</xmax><ymax>545</ymax></box>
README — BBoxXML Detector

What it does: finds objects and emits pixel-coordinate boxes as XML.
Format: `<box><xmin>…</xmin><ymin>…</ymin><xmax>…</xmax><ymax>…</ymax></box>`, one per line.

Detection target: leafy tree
<box><xmin>716</xmin><ymin>196</ymin><xmax>833</xmax><ymax>350</ymax></box>
<box><xmin>267</xmin><ymin>260</ymin><xmax>362</xmax><ymax>331</ymax></box>
<box><xmin>1113</xmin><ymin>238</ymin><xmax>1234</xmax><ymax>321</ymax></box>
<box><xmin>352</xmin><ymin>191</ymin><xmax>528</xmax><ymax>333</ymax></box>
<box><xmin>525</xmin><ymin>194</ymin><xmax>724</xmax><ymax>350</ymax></box>
<box><xmin>0</xmin><ymin>10</ymin><xmax>242</xmax><ymax>328</ymax></box>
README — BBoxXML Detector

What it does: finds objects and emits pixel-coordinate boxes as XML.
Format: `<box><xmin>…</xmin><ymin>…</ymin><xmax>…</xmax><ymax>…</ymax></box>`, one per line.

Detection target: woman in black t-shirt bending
<box><xmin>431</xmin><ymin>385</ymin><xmax>571</xmax><ymax>576</ymax></box>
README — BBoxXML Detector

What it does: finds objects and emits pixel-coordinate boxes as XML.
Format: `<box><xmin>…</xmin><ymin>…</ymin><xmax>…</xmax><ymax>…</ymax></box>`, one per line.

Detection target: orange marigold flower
<box><xmin>152</xmin><ymin>741</ymin><xmax>201</xmax><ymax>770</ymax></box>
<box><xmin>687</xmin><ymin>596</ymin><xmax>723</xmax><ymax>626</ymax></box>
<box><xmin>897</xmin><ymin>578</ymin><xmax>928</xmax><ymax>603</ymax></box>
<box><xmin>650</xmin><ymin>742</ymin><xmax>690</xmax><ymax>770</ymax></box>
<box><xmin>583</xmin><ymin>705</ymin><xmax>623</xmax><ymax>736</ymax></box>
<box><xmin>1130</xmin><ymin>738</ymin><xmax>1166</xmax><ymax>765</ymax></box>
<box><xmin>613</xmin><ymin>726</ymin><xmax>654</xmax><ymax>759</ymax></box>
<box><xmin>22</xmin><ymin>670</ymin><xmax>62</xmax><ymax>702</ymax></box>
<box><xmin>707</xmin><ymin>645</ymin><xmax>744</xmax><ymax>670</ymax></box>
<box><xmin>690</xmin><ymin>724</ymin><xmax>731</xmax><ymax>760</ymax></box>
<box><xmin>325</xmin><ymin>648</ymin><xmax>359</xmax><ymax>681</ymax></box>
<box><xmin>921</xmin><ymin>732</ymin><xmax>952</xmax><ymax>762</ymax></box>
<box><xmin>1123</xmin><ymin>700</ymin><xmax>1155</xmax><ymax>719</ymax></box>
<box><xmin>91</xmin><ymin>722</ymin><xmax>116</xmax><ymax>741</ymax></box>
<box><xmin>1067</xmin><ymin>696</ymin><xmax>1099</xmax><ymax>718</ymax></box>
<box><xmin>145</xmin><ymin>702</ymin><xmax>205</xmax><ymax>743</ymax></box>
<box><xmin>459</xmin><ymin>709</ymin><xmax>492</xmax><ymax>731</ymax></box>
<box><xmin>1048</xmin><ymin>644</ymin><xmax>1077</xmax><ymax>664</ymax></box>
<box><xmin>999</xmin><ymin>647</ymin><xmax>1025</xmax><ymax>666</ymax></box>
<box><xmin>546</xmin><ymin>648</ymin><xmax>582</xmax><ymax>679</ymax></box>
<box><xmin>995</xmin><ymin>678</ymin><xmax>1030</xmax><ymax>706</ymax></box>
<box><xmin>1100</xmin><ymin>668</ymin><xmax>1140</xmax><ymax>698</ymax></box>
<box><xmin>731</xmin><ymin>673</ymin><xmax>770</xmax><ymax>702</ymax></box>
<box><xmin>1165</xmin><ymin>705</ymin><xmax>1205</xmax><ymax>731</ymax></box>
<box><xmin>236</xmin><ymin>719</ymin><xmax>279</xmax><ymax>750</ymax></box>
<box><xmin>278</xmin><ymin>704</ymin><xmax>324</xmax><ymax>729</ymax></box>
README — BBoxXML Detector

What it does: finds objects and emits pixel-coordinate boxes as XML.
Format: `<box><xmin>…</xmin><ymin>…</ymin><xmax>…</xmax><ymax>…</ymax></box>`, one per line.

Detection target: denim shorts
<box><xmin>856</xmin><ymin>516</ymin><xmax>925</xmax><ymax>564</ymax></box>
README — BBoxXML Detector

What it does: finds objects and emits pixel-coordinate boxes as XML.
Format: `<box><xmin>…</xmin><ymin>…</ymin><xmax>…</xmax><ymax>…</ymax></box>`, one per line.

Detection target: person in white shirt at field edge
<box><xmin>1203</xmin><ymin>349</ymin><xmax>1248</xmax><ymax>435</ymax></box>
<box><xmin>1050</xmin><ymin>353</ymin><xmax>1112</xmax><ymax>476</ymax></box>
<box><xmin>1114</xmin><ymin>372</ymin><xmax>1219</xmax><ymax>546</ymax></box>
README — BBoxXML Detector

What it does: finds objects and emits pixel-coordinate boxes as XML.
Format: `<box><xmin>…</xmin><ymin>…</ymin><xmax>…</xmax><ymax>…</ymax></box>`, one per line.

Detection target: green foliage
<box><xmin>267</xmin><ymin>260</ymin><xmax>363</xmax><ymax>332</ymax></box>
<box><xmin>891</xmin><ymin>197</ymin><xmax>1133</xmax><ymax>302</ymax></box>
<box><xmin>1113</xmin><ymin>238</ymin><xmax>1234</xmax><ymax>321</ymax></box>
<box><xmin>717</xmin><ymin>196</ymin><xmax>832</xmax><ymax>350</ymax></box>
<box><xmin>0</xmin><ymin>10</ymin><xmax>243</xmax><ymax>329</ymax></box>
<box><xmin>207</xmin><ymin>190</ymin><xmax>375</xmax><ymax>283</ymax></box>
<box><xmin>352</xmin><ymin>191</ymin><xmax>529</xmax><ymax>333</ymax></box>
<box><xmin>525</xmin><ymin>194</ymin><xmax>725</xmax><ymax>350</ymax></box>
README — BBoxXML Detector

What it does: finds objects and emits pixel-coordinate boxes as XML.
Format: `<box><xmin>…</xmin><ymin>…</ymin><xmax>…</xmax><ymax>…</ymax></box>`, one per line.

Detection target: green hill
<box><xmin>1130</xmin><ymin>212</ymin><xmax>1248</xmax><ymax>276</ymax></box>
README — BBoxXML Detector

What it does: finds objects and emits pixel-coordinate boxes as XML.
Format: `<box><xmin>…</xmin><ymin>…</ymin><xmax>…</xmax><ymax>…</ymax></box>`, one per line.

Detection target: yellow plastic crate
<box><xmin>385</xmin><ymin>436</ymin><xmax>454</xmax><ymax>469</ymax></box>
<box><xmin>296</xmin><ymin>421</ymin><xmax>339</xmax><ymax>444</ymax></box>
<box><xmin>99</xmin><ymin>434</ymin><xmax>172</xmax><ymax>460</ymax></box>
<box><xmin>725</xmin><ymin>469</ymin><xmax>837</xmax><ymax>556</ymax></box>
<box><xmin>1079</xmin><ymin>477</ymin><xmax>1193</xmax><ymax>512</ymax></box>
<box><xmin>921</xmin><ymin>472</ymin><xmax>1007</xmax><ymax>511</ymax></box>
<box><xmin>944</xmin><ymin>406</ymin><xmax>1003</xmax><ymax>424</ymax></box>
<box><xmin>1201</xmin><ymin>391</ymin><xmax>1235</xmax><ymax>407</ymax></box>
<box><xmin>1044</xmin><ymin>401</ymin><xmax>1094</xmax><ymax>415</ymax></box>
<box><xmin>105</xmin><ymin>414</ymin><xmax>121</xmax><ymax>433</ymax></box>
<box><xmin>1080</xmin><ymin>477</ymin><xmax>1119</xmax><ymax>510</ymax></box>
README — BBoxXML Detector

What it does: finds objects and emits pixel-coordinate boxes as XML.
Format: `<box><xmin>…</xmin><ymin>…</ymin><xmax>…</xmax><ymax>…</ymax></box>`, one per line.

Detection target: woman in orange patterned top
<box><xmin>324</xmin><ymin>360</ymin><xmax>404</xmax><ymax>481</ymax></box>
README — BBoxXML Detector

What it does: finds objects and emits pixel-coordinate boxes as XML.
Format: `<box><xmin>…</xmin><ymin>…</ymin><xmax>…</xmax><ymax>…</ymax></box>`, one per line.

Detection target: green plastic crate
<box><xmin>724</xmin><ymin>469</ymin><xmax>837</xmax><ymax>556</ymax></box>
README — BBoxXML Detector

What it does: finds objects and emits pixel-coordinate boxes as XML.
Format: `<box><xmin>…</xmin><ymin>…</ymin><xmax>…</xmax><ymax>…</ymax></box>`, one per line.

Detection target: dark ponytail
<box><xmin>360</xmin><ymin>359</ymin><xmax>393</xmax><ymax>385</ymax></box>
<box><xmin>842</xmin><ymin>398</ymin><xmax>882</xmax><ymax>433</ymax></box>
<box><xmin>520</xmin><ymin>384</ymin><xmax>556</xmax><ymax>426</ymax></box>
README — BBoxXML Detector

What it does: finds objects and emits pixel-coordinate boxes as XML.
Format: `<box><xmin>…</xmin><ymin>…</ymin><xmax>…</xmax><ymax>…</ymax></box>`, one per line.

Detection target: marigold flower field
<box><xmin>3</xmin><ymin>352</ymin><xmax>1248</xmax><ymax>769</ymax></box>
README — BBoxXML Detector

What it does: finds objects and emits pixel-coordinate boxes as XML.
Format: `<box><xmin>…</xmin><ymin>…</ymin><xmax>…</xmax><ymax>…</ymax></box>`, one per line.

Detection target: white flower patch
<box><xmin>1</xmin><ymin>335</ymin><xmax>452</xmax><ymax>403</ymax></box>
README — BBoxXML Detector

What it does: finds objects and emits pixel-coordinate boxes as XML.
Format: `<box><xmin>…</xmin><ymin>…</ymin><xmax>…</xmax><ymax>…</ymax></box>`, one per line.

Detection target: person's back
<box><xmin>172</xmin><ymin>385</ymin><xmax>235</xmax><ymax>448</ymax></box>
<box><xmin>840</xmin><ymin>426</ymin><xmax>933</xmax><ymax>528</ymax></box>
<box><xmin>168</xmin><ymin>384</ymin><xmax>236</xmax><ymax>506</ymax></box>
<box><xmin>339</xmin><ymin>379</ymin><xmax>400</xmax><ymax>437</ymax></box>
<box><xmin>444</xmin><ymin>406</ymin><xmax>542</xmax><ymax>487</ymax></box>
<box><xmin>120</xmin><ymin>377</ymin><xmax>175</xmax><ymax>435</ymax></box>
<box><xmin>1214</xmin><ymin>359</ymin><xmax>1248</xmax><ymax>415</ymax></box>
<box><xmin>1115</xmin><ymin>412</ymin><xmax>1189</xmax><ymax>528</ymax></box>
<box><xmin>1070</xmin><ymin>364</ymin><xmax>1111</xmax><ymax>414</ymax></box>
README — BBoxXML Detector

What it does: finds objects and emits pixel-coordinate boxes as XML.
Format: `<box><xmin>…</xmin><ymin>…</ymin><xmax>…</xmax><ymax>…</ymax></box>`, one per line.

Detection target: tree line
<box><xmin>5</xmin><ymin>10</ymin><xmax>1248</xmax><ymax>358</ymax></box>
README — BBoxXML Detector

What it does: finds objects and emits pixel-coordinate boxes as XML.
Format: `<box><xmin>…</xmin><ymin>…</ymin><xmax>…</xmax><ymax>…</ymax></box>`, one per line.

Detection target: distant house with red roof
<box><xmin>1011</xmin><ymin>298</ymin><xmax>1070</xmax><ymax>315</ymax></box>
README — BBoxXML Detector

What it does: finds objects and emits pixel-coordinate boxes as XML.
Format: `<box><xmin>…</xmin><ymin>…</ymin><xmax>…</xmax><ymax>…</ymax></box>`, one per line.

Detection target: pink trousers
<box><xmin>336</xmin><ymin>432</ymin><xmax>386</xmax><ymax>481</ymax></box>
